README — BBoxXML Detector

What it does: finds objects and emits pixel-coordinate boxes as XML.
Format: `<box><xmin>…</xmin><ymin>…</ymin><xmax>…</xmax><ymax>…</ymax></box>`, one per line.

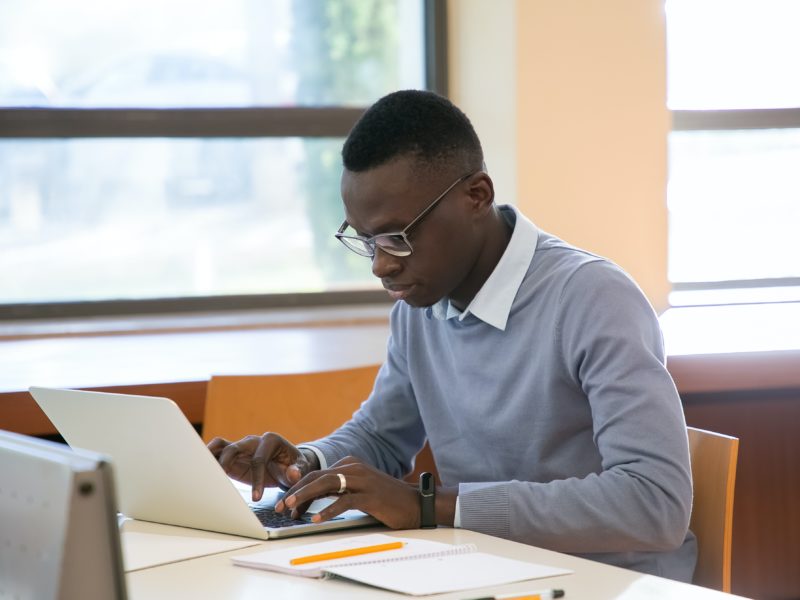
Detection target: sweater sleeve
<box><xmin>458</xmin><ymin>262</ymin><xmax>693</xmax><ymax>555</ymax></box>
<box><xmin>303</xmin><ymin>303</ymin><xmax>426</xmax><ymax>478</ymax></box>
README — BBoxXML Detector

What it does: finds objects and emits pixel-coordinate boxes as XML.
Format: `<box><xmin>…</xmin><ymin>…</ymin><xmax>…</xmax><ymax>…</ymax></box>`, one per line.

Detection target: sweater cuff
<box><xmin>458</xmin><ymin>482</ymin><xmax>510</xmax><ymax>539</ymax></box>
<box><xmin>297</xmin><ymin>444</ymin><xmax>328</xmax><ymax>470</ymax></box>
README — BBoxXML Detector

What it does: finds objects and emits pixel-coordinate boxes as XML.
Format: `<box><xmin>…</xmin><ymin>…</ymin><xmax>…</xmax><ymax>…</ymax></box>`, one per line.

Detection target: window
<box><xmin>0</xmin><ymin>0</ymin><xmax>445</xmax><ymax>317</ymax></box>
<box><xmin>666</xmin><ymin>0</ymin><xmax>800</xmax><ymax>305</ymax></box>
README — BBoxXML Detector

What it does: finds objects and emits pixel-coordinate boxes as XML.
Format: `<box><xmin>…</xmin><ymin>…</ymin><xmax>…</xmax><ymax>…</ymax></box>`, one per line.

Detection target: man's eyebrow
<box><xmin>343</xmin><ymin>218</ymin><xmax>370</xmax><ymax>237</ymax></box>
<box><xmin>351</xmin><ymin>218</ymin><xmax>406</xmax><ymax>238</ymax></box>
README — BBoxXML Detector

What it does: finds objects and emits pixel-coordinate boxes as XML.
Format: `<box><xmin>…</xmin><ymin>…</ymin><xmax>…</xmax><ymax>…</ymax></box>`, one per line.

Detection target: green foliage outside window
<box><xmin>291</xmin><ymin>0</ymin><xmax>402</xmax><ymax>286</ymax></box>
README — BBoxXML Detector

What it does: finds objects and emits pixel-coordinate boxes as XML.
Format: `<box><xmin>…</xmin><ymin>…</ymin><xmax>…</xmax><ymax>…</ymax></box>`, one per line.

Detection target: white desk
<box><xmin>124</xmin><ymin>525</ymin><xmax>749</xmax><ymax>600</ymax></box>
<box><xmin>120</xmin><ymin>519</ymin><xmax>260</xmax><ymax>572</ymax></box>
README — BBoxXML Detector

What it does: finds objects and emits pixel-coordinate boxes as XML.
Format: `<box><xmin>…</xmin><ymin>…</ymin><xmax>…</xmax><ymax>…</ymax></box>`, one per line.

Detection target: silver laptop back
<box><xmin>0</xmin><ymin>429</ymin><xmax>127</xmax><ymax>600</ymax></box>
<box><xmin>28</xmin><ymin>386</ymin><xmax>376</xmax><ymax>540</ymax></box>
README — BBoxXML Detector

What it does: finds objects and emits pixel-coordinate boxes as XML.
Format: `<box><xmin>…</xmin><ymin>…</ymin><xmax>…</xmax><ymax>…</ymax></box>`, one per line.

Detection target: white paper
<box><xmin>231</xmin><ymin>533</ymin><xmax>571</xmax><ymax>595</ymax></box>
<box><xmin>326</xmin><ymin>551</ymin><xmax>571</xmax><ymax>595</ymax></box>
<box><xmin>231</xmin><ymin>533</ymin><xmax>457</xmax><ymax>578</ymax></box>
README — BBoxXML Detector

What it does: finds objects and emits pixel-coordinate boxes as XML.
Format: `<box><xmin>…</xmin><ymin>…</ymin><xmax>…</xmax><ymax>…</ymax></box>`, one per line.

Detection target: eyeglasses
<box><xmin>335</xmin><ymin>171</ymin><xmax>475</xmax><ymax>259</ymax></box>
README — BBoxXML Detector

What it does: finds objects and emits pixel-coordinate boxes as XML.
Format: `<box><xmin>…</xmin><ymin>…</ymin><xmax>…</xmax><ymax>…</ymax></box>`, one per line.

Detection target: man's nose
<box><xmin>371</xmin><ymin>247</ymin><xmax>403</xmax><ymax>278</ymax></box>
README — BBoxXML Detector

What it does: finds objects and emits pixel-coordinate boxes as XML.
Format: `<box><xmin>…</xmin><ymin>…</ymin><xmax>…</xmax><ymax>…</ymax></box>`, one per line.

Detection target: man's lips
<box><xmin>384</xmin><ymin>283</ymin><xmax>413</xmax><ymax>301</ymax></box>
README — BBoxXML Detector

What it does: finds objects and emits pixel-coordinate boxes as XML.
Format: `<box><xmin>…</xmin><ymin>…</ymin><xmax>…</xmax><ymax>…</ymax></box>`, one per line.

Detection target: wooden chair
<box><xmin>687</xmin><ymin>426</ymin><xmax>739</xmax><ymax>592</ymax></box>
<box><xmin>203</xmin><ymin>365</ymin><xmax>437</xmax><ymax>483</ymax></box>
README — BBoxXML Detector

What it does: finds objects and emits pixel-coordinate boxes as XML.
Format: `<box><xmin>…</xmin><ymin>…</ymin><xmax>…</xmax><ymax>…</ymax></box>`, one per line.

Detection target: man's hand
<box><xmin>207</xmin><ymin>432</ymin><xmax>319</xmax><ymax>502</ymax></box>
<box><xmin>275</xmin><ymin>456</ymin><xmax>423</xmax><ymax>530</ymax></box>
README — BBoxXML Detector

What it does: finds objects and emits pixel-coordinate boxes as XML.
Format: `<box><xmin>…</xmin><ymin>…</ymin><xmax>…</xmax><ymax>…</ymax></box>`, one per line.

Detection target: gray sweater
<box><xmin>309</xmin><ymin>206</ymin><xmax>697</xmax><ymax>581</ymax></box>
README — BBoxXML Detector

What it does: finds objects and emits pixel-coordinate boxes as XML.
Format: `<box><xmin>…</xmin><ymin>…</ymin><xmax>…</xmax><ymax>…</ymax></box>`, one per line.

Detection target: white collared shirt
<box><xmin>430</xmin><ymin>205</ymin><xmax>539</xmax><ymax>331</ymax></box>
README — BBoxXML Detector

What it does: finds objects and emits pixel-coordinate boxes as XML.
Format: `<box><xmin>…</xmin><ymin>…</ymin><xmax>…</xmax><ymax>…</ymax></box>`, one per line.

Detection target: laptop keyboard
<box><xmin>250</xmin><ymin>505</ymin><xmax>347</xmax><ymax>528</ymax></box>
<box><xmin>251</xmin><ymin>505</ymin><xmax>311</xmax><ymax>528</ymax></box>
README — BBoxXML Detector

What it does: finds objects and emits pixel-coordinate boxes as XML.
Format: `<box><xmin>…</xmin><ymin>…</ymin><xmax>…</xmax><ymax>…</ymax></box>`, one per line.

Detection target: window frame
<box><xmin>0</xmin><ymin>0</ymin><xmax>448</xmax><ymax>320</ymax></box>
<box><xmin>669</xmin><ymin>107</ymin><xmax>800</xmax><ymax>302</ymax></box>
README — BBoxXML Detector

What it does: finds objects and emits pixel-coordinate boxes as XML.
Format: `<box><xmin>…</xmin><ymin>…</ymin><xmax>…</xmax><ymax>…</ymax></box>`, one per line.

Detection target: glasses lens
<box><xmin>374</xmin><ymin>234</ymin><xmax>412</xmax><ymax>257</ymax></box>
<box><xmin>338</xmin><ymin>236</ymin><xmax>374</xmax><ymax>257</ymax></box>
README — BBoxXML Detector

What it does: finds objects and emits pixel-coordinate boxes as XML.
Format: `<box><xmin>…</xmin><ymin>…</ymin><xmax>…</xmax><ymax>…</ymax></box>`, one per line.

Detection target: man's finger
<box><xmin>331</xmin><ymin>455</ymin><xmax>360</xmax><ymax>467</ymax></box>
<box><xmin>250</xmin><ymin>434</ymin><xmax>287</xmax><ymax>500</ymax></box>
<box><xmin>286</xmin><ymin>464</ymin><xmax>303</xmax><ymax>484</ymax></box>
<box><xmin>276</xmin><ymin>469</ymin><xmax>326</xmax><ymax>512</ymax></box>
<box><xmin>284</xmin><ymin>471</ymin><xmax>355</xmax><ymax>510</ymax></box>
<box><xmin>218</xmin><ymin>441</ymin><xmax>245</xmax><ymax>473</ymax></box>
<box><xmin>265</xmin><ymin>449</ymin><xmax>305</xmax><ymax>490</ymax></box>
<box><xmin>311</xmin><ymin>493</ymin><xmax>357</xmax><ymax>523</ymax></box>
<box><xmin>250</xmin><ymin>457</ymin><xmax>266</xmax><ymax>502</ymax></box>
<box><xmin>206</xmin><ymin>437</ymin><xmax>230</xmax><ymax>458</ymax></box>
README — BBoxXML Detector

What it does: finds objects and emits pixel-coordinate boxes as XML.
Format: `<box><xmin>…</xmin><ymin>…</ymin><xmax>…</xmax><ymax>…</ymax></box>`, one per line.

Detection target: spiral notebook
<box><xmin>231</xmin><ymin>533</ymin><xmax>571</xmax><ymax>595</ymax></box>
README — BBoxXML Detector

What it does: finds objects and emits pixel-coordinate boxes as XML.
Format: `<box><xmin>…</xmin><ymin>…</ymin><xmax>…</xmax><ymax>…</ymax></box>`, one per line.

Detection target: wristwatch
<box><xmin>419</xmin><ymin>471</ymin><xmax>436</xmax><ymax>529</ymax></box>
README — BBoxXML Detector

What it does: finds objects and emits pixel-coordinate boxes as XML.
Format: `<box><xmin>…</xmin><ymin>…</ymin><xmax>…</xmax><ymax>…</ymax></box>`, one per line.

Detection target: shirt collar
<box><xmin>430</xmin><ymin>205</ymin><xmax>539</xmax><ymax>331</ymax></box>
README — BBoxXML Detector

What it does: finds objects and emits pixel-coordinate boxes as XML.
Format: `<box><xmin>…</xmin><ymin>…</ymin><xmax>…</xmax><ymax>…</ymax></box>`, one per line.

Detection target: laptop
<box><xmin>0</xmin><ymin>429</ymin><xmax>127</xmax><ymax>600</ymax></box>
<box><xmin>29</xmin><ymin>386</ymin><xmax>378</xmax><ymax>540</ymax></box>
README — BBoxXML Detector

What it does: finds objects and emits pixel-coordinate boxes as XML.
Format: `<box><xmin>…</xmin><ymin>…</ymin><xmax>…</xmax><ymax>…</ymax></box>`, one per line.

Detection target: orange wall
<box><xmin>450</xmin><ymin>0</ymin><xmax>671</xmax><ymax>311</ymax></box>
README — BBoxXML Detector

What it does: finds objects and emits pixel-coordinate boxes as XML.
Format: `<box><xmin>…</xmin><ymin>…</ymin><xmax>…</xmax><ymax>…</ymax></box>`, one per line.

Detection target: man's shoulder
<box><xmin>532</xmin><ymin>231</ymin><xmax>611</xmax><ymax>277</ymax></box>
<box><xmin>527</xmin><ymin>231</ymin><xmax>645</xmax><ymax>301</ymax></box>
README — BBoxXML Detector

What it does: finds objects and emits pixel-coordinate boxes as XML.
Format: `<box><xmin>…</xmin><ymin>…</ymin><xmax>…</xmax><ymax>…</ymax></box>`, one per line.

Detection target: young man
<box><xmin>209</xmin><ymin>90</ymin><xmax>697</xmax><ymax>581</ymax></box>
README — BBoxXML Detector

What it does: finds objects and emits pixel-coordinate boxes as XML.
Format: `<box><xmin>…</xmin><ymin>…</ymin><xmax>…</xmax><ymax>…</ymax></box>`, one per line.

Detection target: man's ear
<box><xmin>466</xmin><ymin>172</ymin><xmax>495</xmax><ymax>215</ymax></box>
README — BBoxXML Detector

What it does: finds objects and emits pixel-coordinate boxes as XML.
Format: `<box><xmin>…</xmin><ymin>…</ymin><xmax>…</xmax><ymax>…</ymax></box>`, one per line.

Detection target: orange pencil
<box><xmin>289</xmin><ymin>540</ymin><xmax>405</xmax><ymax>565</ymax></box>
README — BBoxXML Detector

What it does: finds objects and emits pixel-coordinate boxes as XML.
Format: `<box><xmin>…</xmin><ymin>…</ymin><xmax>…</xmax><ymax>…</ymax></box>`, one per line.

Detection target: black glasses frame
<box><xmin>335</xmin><ymin>171</ymin><xmax>476</xmax><ymax>258</ymax></box>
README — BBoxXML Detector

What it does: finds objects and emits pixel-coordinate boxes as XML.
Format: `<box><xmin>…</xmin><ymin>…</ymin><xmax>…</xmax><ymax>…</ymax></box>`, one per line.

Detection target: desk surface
<box><xmin>124</xmin><ymin>525</ymin><xmax>748</xmax><ymax>600</ymax></box>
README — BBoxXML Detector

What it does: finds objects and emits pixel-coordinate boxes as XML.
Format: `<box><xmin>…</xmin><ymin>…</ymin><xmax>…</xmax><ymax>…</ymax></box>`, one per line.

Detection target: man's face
<box><xmin>340</xmin><ymin>155</ymin><xmax>484</xmax><ymax>308</ymax></box>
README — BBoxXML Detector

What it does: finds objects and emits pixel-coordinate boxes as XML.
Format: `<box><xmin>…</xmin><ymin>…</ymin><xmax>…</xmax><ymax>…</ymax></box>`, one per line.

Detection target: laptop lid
<box><xmin>28</xmin><ymin>386</ymin><xmax>376</xmax><ymax>540</ymax></box>
<box><xmin>0</xmin><ymin>429</ymin><xmax>127</xmax><ymax>600</ymax></box>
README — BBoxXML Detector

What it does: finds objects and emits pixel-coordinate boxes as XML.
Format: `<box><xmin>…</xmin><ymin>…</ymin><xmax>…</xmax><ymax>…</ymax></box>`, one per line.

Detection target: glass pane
<box><xmin>0</xmin><ymin>0</ymin><xmax>424</xmax><ymax>108</ymax></box>
<box><xmin>666</xmin><ymin>0</ymin><xmax>800</xmax><ymax>109</ymax></box>
<box><xmin>0</xmin><ymin>138</ymin><xmax>379</xmax><ymax>304</ymax></box>
<box><xmin>667</xmin><ymin>129</ymin><xmax>800</xmax><ymax>283</ymax></box>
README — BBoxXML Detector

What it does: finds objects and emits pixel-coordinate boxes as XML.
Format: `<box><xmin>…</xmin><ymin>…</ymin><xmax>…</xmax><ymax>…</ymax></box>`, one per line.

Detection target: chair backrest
<box><xmin>687</xmin><ymin>426</ymin><xmax>739</xmax><ymax>592</ymax></box>
<box><xmin>203</xmin><ymin>365</ymin><xmax>381</xmax><ymax>445</ymax></box>
<box><xmin>203</xmin><ymin>365</ymin><xmax>437</xmax><ymax>483</ymax></box>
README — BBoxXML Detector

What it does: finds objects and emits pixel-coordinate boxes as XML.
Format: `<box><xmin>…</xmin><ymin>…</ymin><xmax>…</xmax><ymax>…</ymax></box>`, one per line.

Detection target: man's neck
<box><xmin>448</xmin><ymin>206</ymin><xmax>513</xmax><ymax>312</ymax></box>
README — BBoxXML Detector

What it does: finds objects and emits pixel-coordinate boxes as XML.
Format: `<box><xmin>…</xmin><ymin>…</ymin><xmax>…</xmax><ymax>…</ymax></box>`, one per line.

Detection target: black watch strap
<box><xmin>419</xmin><ymin>471</ymin><xmax>436</xmax><ymax>529</ymax></box>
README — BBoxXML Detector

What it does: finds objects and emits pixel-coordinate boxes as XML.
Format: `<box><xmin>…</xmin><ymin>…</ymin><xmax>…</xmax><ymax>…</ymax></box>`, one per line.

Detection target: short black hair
<box><xmin>342</xmin><ymin>90</ymin><xmax>483</xmax><ymax>174</ymax></box>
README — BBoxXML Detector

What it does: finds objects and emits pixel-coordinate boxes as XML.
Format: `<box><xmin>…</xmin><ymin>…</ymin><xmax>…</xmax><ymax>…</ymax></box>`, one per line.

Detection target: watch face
<box><xmin>420</xmin><ymin>472</ymin><xmax>434</xmax><ymax>495</ymax></box>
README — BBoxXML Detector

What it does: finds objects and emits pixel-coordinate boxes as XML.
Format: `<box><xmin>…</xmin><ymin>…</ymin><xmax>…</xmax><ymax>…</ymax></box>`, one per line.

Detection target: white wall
<box><xmin>447</xmin><ymin>0</ymin><xmax>518</xmax><ymax>207</ymax></box>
